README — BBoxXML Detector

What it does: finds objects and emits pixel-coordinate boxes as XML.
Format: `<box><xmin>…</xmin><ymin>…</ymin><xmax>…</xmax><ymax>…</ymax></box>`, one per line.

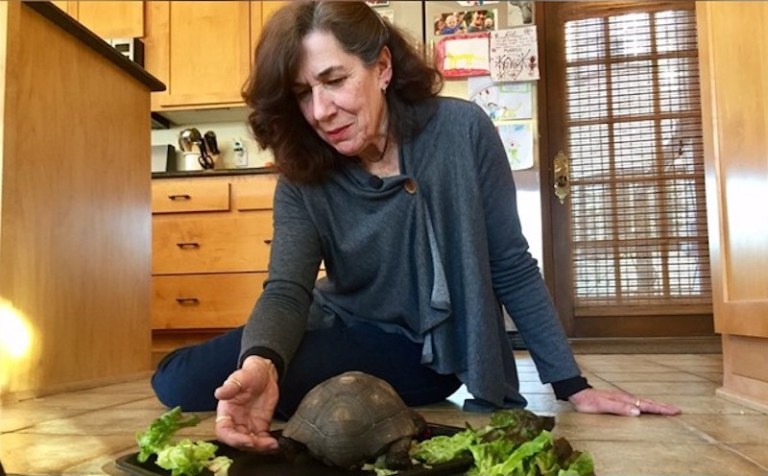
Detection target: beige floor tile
<box><xmin>2</xmin><ymin>352</ymin><xmax>754</xmax><ymax>475</ymax></box>
<box><xmin>643</xmin><ymin>353</ymin><xmax>723</xmax><ymax>365</ymax></box>
<box><xmin>613</xmin><ymin>380</ymin><xmax>720</xmax><ymax>396</ymax></box>
<box><xmin>673</xmin><ymin>364</ymin><xmax>725</xmax><ymax>375</ymax></box>
<box><xmin>678</xmin><ymin>414</ymin><xmax>768</xmax><ymax>445</ymax></box>
<box><xmin>580</xmin><ymin>369</ymin><xmax>601</xmax><ymax>380</ymax></box>
<box><xmin>16</xmin><ymin>408</ymin><xmax>190</xmax><ymax>436</ymax></box>
<box><xmin>572</xmin><ymin>440</ymin><xmax>767</xmax><ymax>476</ymax></box>
<box><xmin>82</xmin><ymin>380</ymin><xmax>154</xmax><ymax>396</ymax></box>
<box><xmin>576</xmin><ymin>354</ymin><xmax>670</xmax><ymax>365</ymax></box>
<box><xmin>592</xmin><ymin>371</ymin><xmax>710</xmax><ymax>382</ymax></box>
<box><xmin>111</xmin><ymin>397</ymin><xmax>168</xmax><ymax>411</ymax></box>
<box><xmin>0</xmin><ymin>433</ymin><xmax>136</xmax><ymax>474</ymax></box>
<box><xmin>729</xmin><ymin>444</ymin><xmax>768</xmax><ymax>468</ymax></box>
<box><xmin>8</xmin><ymin>391</ymin><xmax>150</xmax><ymax>410</ymax></box>
<box><xmin>174</xmin><ymin>413</ymin><xmax>218</xmax><ymax>438</ymax></box>
<box><xmin>689</xmin><ymin>370</ymin><xmax>724</xmax><ymax>382</ymax></box>
<box><xmin>634</xmin><ymin>394</ymin><xmax>761</xmax><ymax>415</ymax></box>
<box><xmin>62</xmin><ymin>448</ymin><xmax>135</xmax><ymax>476</ymax></box>
<box><xmin>579</xmin><ymin>361</ymin><xmax>678</xmax><ymax>373</ymax></box>
<box><xmin>582</xmin><ymin>375</ymin><xmax>622</xmax><ymax>391</ymax></box>
<box><xmin>552</xmin><ymin>413</ymin><xmax>705</xmax><ymax>443</ymax></box>
<box><xmin>1</xmin><ymin>406</ymin><xmax>89</xmax><ymax>433</ymax></box>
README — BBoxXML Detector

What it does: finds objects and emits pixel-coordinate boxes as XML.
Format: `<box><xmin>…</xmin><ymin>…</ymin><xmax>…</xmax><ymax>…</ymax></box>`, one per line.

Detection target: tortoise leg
<box><xmin>384</xmin><ymin>437</ymin><xmax>414</xmax><ymax>470</ymax></box>
<box><xmin>278</xmin><ymin>436</ymin><xmax>313</xmax><ymax>465</ymax></box>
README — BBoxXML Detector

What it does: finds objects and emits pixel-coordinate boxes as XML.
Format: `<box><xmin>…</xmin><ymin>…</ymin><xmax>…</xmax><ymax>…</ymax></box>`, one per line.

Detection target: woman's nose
<box><xmin>312</xmin><ymin>88</ymin><xmax>335</xmax><ymax>121</ymax></box>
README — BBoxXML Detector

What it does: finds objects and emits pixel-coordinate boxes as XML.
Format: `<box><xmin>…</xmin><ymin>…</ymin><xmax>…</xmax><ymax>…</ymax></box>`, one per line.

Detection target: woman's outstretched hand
<box><xmin>569</xmin><ymin>387</ymin><xmax>682</xmax><ymax>416</ymax></box>
<box><xmin>214</xmin><ymin>355</ymin><xmax>280</xmax><ymax>452</ymax></box>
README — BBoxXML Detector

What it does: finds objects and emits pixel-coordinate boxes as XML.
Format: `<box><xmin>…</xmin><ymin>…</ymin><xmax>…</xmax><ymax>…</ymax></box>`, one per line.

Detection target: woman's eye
<box><xmin>326</xmin><ymin>77</ymin><xmax>345</xmax><ymax>87</ymax></box>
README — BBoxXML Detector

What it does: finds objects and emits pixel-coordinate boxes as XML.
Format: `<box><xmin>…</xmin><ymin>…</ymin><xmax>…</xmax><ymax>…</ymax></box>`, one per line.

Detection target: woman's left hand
<box><xmin>568</xmin><ymin>388</ymin><xmax>681</xmax><ymax>416</ymax></box>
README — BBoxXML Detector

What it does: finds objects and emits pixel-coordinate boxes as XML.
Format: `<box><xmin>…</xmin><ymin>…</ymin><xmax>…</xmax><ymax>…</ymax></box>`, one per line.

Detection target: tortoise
<box><xmin>279</xmin><ymin>371</ymin><xmax>426</xmax><ymax>470</ymax></box>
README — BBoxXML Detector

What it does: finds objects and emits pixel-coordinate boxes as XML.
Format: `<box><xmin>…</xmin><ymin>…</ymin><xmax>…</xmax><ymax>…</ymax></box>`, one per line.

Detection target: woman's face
<box><xmin>294</xmin><ymin>30</ymin><xmax>392</xmax><ymax>160</ymax></box>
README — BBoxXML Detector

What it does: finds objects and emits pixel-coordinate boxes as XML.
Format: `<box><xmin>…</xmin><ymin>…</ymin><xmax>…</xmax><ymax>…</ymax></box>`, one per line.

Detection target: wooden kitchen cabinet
<box><xmin>153</xmin><ymin>214</ymin><xmax>273</xmax><ymax>274</ymax></box>
<box><xmin>51</xmin><ymin>1</ymin><xmax>144</xmax><ymax>39</ymax></box>
<box><xmin>144</xmin><ymin>1</ymin><xmax>286</xmax><ymax>112</ymax></box>
<box><xmin>152</xmin><ymin>273</ymin><xmax>268</xmax><ymax>329</ymax></box>
<box><xmin>261</xmin><ymin>1</ymin><xmax>288</xmax><ymax>24</ymax></box>
<box><xmin>51</xmin><ymin>1</ymin><xmax>76</xmax><ymax>17</ymax></box>
<box><xmin>151</xmin><ymin>174</ymin><xmax>278</xmax><ymax>350</ymax></box>
<box><xmin>697</xmin><ymin>1</ymin><xmax>768</xmax><ymax>411</ymax></box>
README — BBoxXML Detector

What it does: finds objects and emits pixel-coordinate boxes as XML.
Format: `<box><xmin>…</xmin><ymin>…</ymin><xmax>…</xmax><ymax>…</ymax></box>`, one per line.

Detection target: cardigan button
<box><xmin>404</xmin><ymin>178</ymin><xmax>417</xmax><ymax>194</ymax></box>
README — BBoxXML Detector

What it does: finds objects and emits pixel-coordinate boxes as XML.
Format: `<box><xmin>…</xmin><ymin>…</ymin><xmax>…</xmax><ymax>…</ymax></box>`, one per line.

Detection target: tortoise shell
<box><xmin>281</xmin><ymin>371</ymin><xmax>418</xmax><ymax>469</ymax></box>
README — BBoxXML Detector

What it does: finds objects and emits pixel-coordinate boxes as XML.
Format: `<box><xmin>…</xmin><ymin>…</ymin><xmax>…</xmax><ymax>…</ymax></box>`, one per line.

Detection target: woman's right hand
<box><xmin>213</xmin><ymin>355</ymin><xmax>280</xmax><ymax>452</ymax></box>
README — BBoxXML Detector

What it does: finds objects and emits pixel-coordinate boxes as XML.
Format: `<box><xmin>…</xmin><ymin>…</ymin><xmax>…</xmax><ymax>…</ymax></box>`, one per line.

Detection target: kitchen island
<box><xmin>0</xmin><ymin>1</ymin><xmax>163</xmax><ymax>403</ymax></box>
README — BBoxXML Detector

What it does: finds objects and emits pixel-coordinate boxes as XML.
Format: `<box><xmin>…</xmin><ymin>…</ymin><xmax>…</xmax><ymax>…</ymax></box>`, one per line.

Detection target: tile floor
<box><xmin>2</xmin><ymin>352</ymin><xmax>767</xmax><ymax>475</ymax></box>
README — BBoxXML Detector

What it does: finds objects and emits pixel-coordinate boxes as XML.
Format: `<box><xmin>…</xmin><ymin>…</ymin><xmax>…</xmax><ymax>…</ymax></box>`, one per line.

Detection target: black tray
<box><xmin>115</xmin><ymin>423</ymin><xmax>473</xmax><ymax>476</ymax></box>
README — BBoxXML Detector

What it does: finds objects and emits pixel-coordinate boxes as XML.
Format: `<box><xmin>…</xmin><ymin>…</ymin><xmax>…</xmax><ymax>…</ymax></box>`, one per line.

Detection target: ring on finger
<box><xmin>227</xmin><ymin>377</ymin><xmax>243</xmax><ymax>390</ymax></box>
<box><xmin>215</xmin><ymin>415</ymin><xmax>232</xmax><ymax>423</ymax></box>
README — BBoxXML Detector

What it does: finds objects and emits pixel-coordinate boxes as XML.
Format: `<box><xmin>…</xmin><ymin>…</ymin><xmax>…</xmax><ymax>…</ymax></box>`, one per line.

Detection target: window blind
<box><xmin>563</xmin><ymin>5</ymin><xmax>711</xmax><ymax>310</ymax></box>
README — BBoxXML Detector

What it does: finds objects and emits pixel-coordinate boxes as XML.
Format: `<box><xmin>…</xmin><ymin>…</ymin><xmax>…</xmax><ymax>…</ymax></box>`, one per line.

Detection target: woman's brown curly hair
<box><xmin>243</xmin><ymin>1</ymin><xmax>443</xmax><ymax>183</ymax></box>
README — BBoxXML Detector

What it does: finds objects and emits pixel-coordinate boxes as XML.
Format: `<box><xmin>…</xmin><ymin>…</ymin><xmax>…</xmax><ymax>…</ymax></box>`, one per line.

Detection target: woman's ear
<box><xmin>378</xmin><ymin>46</ymin><xmax>393</xmax><ymax>89</ymax></box>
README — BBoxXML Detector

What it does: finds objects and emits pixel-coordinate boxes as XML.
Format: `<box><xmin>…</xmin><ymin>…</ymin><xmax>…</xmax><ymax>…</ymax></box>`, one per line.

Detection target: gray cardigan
<box><xmin>241</xmin><ymin>97</ymin><xmax>583</xmax><ymax>408</ymax></box>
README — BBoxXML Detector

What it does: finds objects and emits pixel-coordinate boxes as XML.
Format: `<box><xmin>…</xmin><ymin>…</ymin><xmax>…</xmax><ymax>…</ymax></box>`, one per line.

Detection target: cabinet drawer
<box><xmin>152</xmin><ymin>180</ymin><xmax>231</xmax><ymax>214</ymax></box>
<box><xmin>232</xmin><ymin>174</ymin><xmax>278</xmax><ymax>211</ymax></box>
<box><xmin>152</xmin><ymin>273</ymin><xmax>267</xmax><ymax>329</ymax></box>
<box><xmin>153</xmin><ymin>213</ymin><xmax>273</xmax><ymax>274</ymax></box>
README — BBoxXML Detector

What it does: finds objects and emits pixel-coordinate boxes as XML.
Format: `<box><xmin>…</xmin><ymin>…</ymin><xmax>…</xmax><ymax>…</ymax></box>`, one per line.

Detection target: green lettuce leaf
<box><xmin>155</xmin><ymin>439</ymin><xmax>218</xmax><ymax>476</ymax></box>
<box><xmin>136</xmin><ymin>407</ymin><xmax>200</xmax><ymax>462</ymax></box>
<box><xmin>558</xmin><ymin>451</ymin><xmax>595</xmax><ymax>476</ymax></box>
<box><xmin>410</xmin><ymin>429</ymin><xmax>477</xmax><ymax>464</ymax></box>
<box><xmin>135</xmin><ymin>407</ymin><xmax>233</xmax><ymax>476</ymax></box>
<box><xmin>411</xmin><ymin>409</ymin><xmax>595</xmax><ymax>476</ymax></box>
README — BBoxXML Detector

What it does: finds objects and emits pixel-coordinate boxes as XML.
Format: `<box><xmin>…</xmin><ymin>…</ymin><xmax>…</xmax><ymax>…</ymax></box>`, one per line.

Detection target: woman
<box><xmin>150</xmin><ymin>1</ymin><xmax>680</xmax><ymax>452</ymax></box>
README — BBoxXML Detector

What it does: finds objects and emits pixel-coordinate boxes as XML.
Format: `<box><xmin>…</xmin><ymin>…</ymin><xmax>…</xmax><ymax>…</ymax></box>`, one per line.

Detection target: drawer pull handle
<box><xmin>168</xmin><ymin>194</ymin><xmax>191</xmax><ymax>201</ymax></box>
<box><xmin>263</xmin><ymin>239</ymin><xmax>273</xmax><ymax>245</ymax></box>
<box><xmin>176</xmin><ymin>242</ymin><xmax>200</xmax><ymax>249</ymax></box>
<box><xmin>176</xmin><ymin>298</ymin><xmax>200</xmax><ymax>306</ymax></box>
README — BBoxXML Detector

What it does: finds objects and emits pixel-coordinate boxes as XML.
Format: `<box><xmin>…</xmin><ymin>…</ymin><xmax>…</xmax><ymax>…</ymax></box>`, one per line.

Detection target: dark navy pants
<box><xmin>151</xmin><ymin>324</ymin><xmax>462</xmax><ymax>420</ymax></box>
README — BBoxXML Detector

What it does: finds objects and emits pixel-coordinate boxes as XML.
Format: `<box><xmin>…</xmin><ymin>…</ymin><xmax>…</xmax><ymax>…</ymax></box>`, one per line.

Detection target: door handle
<box><xmin>168</xmin><ymin>194</ymin><xmax>191</xmax><ymax>201</ymax></box>
<box><xmin>553</xmin><ymin>150</ymin><xmax>570</xmax><ymax>204</ymax></box>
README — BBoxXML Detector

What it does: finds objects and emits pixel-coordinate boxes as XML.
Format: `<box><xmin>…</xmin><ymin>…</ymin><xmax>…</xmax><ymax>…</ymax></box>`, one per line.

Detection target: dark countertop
<box><xmin>152</xmin><ymin>167</ymin><xmax>278</xmax><ymax>179</ymax></box>
<box><xmin>24</xmin><ymin>1</ymin><xmax>165</xmax><ymax>92</ymax></box>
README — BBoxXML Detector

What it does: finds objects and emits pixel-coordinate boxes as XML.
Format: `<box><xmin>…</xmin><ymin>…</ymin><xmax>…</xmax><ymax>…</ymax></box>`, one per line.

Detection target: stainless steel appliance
<box><xmin>151</xmin><ymin>144</ymin><xmax>175</xmax><ymax>173</ymax></box>
<box><xmin>107</xmin><ymin>38</ymin><xmax>145</xmax><ymax>66</ymax></box>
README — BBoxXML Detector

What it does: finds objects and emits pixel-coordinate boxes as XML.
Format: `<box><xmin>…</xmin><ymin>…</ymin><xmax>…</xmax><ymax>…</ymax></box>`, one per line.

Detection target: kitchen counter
<box><xmin>152</xmin><ymin>166</ymin><xmax>277</xmax><ymax>180</ymax></box>
<box><xmin>25</xmin><ymin>1</ymin><xmax>164</xmax><ymax>92</ymax></box>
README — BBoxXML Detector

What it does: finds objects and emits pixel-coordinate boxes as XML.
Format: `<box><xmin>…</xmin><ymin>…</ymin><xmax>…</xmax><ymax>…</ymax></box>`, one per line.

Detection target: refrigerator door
<box><xmin>368</xmin><ymin>2</ymin><xmax>426</xmax><ymax>45</ymax></box>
